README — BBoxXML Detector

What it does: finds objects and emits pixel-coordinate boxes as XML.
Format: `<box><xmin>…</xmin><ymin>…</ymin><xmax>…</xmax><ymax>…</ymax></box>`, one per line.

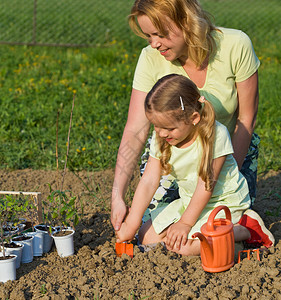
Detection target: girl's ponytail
<box><xmin>197</xmin><ymin>99</ymin><xmax>216</xmax><ymax>191</ymax></box>
<box><xmin>156</xmin><ymin>135</ymin><xmax>172</xmax><ymax>175</ymax></box>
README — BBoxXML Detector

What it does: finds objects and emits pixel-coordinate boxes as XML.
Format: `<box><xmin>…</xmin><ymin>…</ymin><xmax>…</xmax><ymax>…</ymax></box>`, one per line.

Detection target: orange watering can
<box><xmin>192</xmin><ymin>205</ymin><xmax>234</xmax><ymax>273</ymax></box>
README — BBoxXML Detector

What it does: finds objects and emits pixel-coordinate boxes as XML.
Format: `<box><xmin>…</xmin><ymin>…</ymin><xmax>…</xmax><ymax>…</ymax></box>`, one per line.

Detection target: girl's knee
<box><xmin>233</xmin><ymin>224</ymin><xmax>251</xmax><ymax>242</ymax></box>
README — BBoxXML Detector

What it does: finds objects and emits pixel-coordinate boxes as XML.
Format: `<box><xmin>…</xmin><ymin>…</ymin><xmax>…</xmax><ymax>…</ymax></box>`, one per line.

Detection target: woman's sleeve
<box><xmin>132</xmin><ymin>46</ymin><xmax>157</xmax><ymax>92</ymax></box>
<box><xmin>232</xmin><ymin>31</ymin><xmax>260</xmax><ymax>82</ymax></box>
<box><xmin>149</xmin><ymin>131</ymin><xmax>161</xmax><ymax>160</ymax></box>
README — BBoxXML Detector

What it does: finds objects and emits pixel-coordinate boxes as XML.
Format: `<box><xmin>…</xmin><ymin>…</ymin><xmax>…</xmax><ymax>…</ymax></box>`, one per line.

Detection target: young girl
<box><xmin>116</xmin><ymin>74</ymin><xmax>274</xmax><ymax>255</ymax></box>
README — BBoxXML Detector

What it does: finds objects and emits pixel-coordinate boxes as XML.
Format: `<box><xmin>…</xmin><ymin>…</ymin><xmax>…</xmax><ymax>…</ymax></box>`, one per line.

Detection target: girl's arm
<box><xmin>232</xmin><ymin>71</ymin><xmax>259</xmax><ymax>169</ymax></box>
<box><xmin>116</xmin><ymin>156</ymin><xmax>161</xmax><ymax>243</ymax></box>
<box><xmin>165</xmin><ymin>155</ymin><xmax>226</xmax><ymax>251</ymax></box>
<box><xmin>111</xmin><ymin>89</ymin><xmax>150</xmax><ymax>231</ymax></box>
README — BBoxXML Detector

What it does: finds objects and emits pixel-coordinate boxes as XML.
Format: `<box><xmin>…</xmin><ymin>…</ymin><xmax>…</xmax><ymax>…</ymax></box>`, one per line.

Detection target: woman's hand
<box><xmin>111</xmin><ymin>194</ymin><xmax>127</xmax><ymax>231</ymax></box>
<box><xmin>165</xmin><ymin>220</ymin><xmax>192</xmax><ymax>251</ymax></box>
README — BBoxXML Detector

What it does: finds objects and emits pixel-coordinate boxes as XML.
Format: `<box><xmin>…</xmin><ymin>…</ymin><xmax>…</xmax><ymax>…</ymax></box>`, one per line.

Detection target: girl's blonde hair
<box><xmin>145</xmin><ymin>74</ymin><xmax>216</xmax><ymax>191</ymax></box>
<box><xmin>129</xmin><ymin>0</ymin><xmax>218</xmax><ymax>67</ymax></box>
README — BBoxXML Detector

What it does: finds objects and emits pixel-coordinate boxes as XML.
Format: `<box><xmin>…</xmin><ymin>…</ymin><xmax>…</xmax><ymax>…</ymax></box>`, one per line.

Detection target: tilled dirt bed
<box><xmin>0</xmin><ymin>168</ymin><xmax>281</xmax><ymax>299</ymax></box>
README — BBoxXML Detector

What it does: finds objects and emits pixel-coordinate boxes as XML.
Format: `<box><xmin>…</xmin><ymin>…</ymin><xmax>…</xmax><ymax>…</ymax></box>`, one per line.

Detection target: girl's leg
<box><xmin>233</xmin><ymin>224</ymin><xmax>251</xmax><ymax>242</ymax></box>
<box><xmin>164</xmin><ymin>238</ymin><xmax>201</xmax><ymax>256</ymax></box>
<box><xmin>237</xmin><ymin>209</ymin><xmax>275</xmax><ymax>247</ymax></box>
<box><xmin>138</xmin><ymin>219</ymin><xmax>166</xmax><ymax>245</ymax></box>
<box><xmin>138</xmin><ymin>220</ymin><xmax>201</xmax><ymax>256</ymax></box>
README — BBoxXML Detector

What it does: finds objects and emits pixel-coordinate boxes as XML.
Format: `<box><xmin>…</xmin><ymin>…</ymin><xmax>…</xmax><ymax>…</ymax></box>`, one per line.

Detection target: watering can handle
<box><xmin>206</xmin><ymin>205</ymin><xmax>231</xmax><ymax>232</ymax></box>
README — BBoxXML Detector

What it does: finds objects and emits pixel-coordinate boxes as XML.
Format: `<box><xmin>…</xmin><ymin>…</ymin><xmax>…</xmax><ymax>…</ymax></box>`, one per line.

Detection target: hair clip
<box><xmin>179</xmin><ymin>96</ymin><xmax>184</xmax><ymax>110</ymax></box>
<box><xmin>198</xmin><ymin>96</ymin><xmax>205</xmax><ymax>103</ymax></box>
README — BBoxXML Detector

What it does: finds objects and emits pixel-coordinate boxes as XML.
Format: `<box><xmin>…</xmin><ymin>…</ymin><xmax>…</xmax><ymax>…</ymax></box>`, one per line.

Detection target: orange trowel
<box><xmin>115</xmin><ymin>242</ymin><xmax>134</xmax><ymax>258</ymax></box>
<box><xmin>115</xmin><ymin>206</ymin><xmax>133</xmax><ymax>258</ymax></box>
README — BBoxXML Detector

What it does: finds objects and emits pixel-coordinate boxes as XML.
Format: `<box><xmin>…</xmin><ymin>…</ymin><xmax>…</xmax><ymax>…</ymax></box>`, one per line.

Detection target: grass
<box><xmin>0</xmin><ymin>1</ymin><xmax>280</xmax><ymax>174</ymax></box>
<box><xmin>0</xmin><ymin>41</ymin><xmax>143</xmax><ymax>171</ymax></box>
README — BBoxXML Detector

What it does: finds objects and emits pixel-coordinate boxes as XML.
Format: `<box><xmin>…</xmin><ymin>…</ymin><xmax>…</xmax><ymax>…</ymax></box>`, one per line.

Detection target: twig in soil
<box><xmin>56</xmin><ymin>109</ymin><xmax>60</xmax><ymax>190</ymax></box>
<box><xmin>61</xmin><ymin>94</ymin><xmax>75</xmax><ymax>191</ymax></box>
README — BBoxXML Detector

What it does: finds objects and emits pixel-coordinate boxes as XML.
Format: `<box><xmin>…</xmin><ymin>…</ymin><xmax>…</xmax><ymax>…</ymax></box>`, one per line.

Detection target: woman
<box><xmin>111</xmin><ymin>0</ymin><xmax>260</xmax><ymax>233</ymax></box>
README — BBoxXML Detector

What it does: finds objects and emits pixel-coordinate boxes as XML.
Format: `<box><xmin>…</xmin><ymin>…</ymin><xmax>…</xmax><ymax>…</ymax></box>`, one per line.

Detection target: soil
<box><xmin>0</xmin><ymin>168</ymin><xmax>281</xmax><ymax>299</ymax></box>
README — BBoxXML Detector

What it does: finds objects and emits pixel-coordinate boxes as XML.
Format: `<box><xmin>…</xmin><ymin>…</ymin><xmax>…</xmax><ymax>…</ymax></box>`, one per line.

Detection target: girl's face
<box><xmin>146</xmin><ymin>110</ymin><xmax>200</xmax><ymax>148</ymax></box>
<box><xmin>137</xmin><ymin>15</ymin><xmax>188</xmax><ymax>64</ymax></box>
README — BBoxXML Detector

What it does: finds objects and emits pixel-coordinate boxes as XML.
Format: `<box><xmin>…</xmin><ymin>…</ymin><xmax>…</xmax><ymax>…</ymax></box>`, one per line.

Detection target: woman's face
<box><xmin>137</xmin><ymin>15</ymin><xmax>188</xmax><ymax>64</ymax></box>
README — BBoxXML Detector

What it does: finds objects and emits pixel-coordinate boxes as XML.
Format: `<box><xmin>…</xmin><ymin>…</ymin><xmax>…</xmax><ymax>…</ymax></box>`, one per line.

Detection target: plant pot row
<box><xmin>0</xmin><ymin>225</ymin><xmax>75</xmax><ymax>283</ymax></box>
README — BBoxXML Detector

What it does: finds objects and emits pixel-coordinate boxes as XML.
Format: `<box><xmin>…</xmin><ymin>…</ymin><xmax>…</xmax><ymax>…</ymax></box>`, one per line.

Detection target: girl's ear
<box><xmin>191</xmin><ymin>112</ymin><xmax>201</xmax><ymax>126</ymax></box>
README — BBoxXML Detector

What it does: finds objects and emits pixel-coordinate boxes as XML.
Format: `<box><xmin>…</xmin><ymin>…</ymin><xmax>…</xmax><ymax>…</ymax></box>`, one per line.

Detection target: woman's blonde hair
<box><xmin>145</xmin><ymin>74</ymin><xmax>216</xmax><ymax>191</ymax></box>
<box><xmin>129</xmin><ymin>0</ymin><xmax>218</xmax><ymax>67</ymax></box>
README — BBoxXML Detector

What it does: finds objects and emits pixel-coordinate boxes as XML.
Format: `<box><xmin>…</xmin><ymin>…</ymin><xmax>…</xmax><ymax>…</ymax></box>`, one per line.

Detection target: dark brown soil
<box><xmin>0</xmin><ymin>168</ymin><xmax>281</xmax><ymax>299</ymax></box>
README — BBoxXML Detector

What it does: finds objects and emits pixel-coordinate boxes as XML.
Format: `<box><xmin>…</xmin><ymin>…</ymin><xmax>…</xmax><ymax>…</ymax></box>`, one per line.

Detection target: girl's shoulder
<box><xmin>215</xmin><ymin>121</ymin><xmax>231</xmax><ymax>140</ymax></box>
<box><xmin>213</xmin><ymin>121</ymin><xmax>234</xmax><ymax>156</ymax></box>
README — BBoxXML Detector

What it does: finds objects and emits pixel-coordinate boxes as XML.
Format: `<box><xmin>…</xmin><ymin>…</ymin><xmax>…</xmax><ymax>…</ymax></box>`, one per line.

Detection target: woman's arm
<box><xmin>116</xmin><ymin>156</ymin><xmax>161</xmax><ymax>242</ymax></box>
<box><xmin>232</xmin><ymin>71</ymin><xmax>259</xmax><ymax>169</ymax></box>
<box><xmin>111</xmin><ymin>88</ymin><xmax>150</xmax><ymax>231</ymax></box>
<box><xmin>165</xmin><ymin>155</ymin><xmax>226</xmax><ymax>250</ymax></box>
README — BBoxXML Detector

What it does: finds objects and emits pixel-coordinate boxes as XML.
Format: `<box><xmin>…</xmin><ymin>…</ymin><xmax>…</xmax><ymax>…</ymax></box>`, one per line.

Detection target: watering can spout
<box><xmin>192</xmin><ymin>232</ymin><xmax>213</xmax><ymax>261</ymax></box>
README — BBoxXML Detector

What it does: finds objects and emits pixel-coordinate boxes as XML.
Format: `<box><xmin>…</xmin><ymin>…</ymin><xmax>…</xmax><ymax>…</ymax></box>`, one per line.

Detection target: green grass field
<box><xmin>0</xmin><ymin>0</ymin><xmax>280</xmax><ymax>174</ymax></box>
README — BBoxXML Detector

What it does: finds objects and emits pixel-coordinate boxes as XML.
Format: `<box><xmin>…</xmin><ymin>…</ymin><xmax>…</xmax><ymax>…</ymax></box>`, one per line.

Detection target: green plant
<box><xmin>0</xmin><ymin>195</ymin><xmax>20</xmax><ymax>257</ymax></box>
<box><xmin>0</xmin><ymin>193</ymin><xmax>37</xmax><ymax>257</ymax></box>
<box><xmin>42</xmin><ymin>93</ymin><xmax>83</xmax><ymax>234</ymax></box>
<box><xmin>40</xmin><ymin>283</ymin><xmax>47</xmax><ymax>295</ymax></box>
<box><xmin>43</xmin><ymin>186</ymin><xmax>81</xmax><ymax>232</ymax></box>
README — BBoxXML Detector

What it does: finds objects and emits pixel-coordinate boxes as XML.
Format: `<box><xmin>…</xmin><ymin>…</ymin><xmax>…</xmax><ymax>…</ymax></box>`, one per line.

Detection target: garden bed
<box><xmin>0</xmin><ymin>168</ymin><xmax>280</xmax><ymax>299</ymax></box>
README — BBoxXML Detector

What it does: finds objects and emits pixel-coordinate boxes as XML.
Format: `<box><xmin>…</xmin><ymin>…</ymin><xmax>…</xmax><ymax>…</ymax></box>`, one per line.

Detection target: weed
<box><xmin>40</xmin><ymin>284</ymin><xmax>47</xmax><ymax>295</ymax></box>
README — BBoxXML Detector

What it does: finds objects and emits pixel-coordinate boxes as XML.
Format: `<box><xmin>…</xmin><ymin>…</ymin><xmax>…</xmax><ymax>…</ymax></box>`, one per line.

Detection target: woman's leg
<box><xmin>240</xmin><ymin>133</ymin><xmax>260</xmax><ymax>206</ymax></box>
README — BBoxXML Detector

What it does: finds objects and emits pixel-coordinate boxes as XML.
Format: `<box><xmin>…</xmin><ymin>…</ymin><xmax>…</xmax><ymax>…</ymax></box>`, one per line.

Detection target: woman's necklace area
<box><xmin>181</xmin><ymin>57</ymin><xmax>208</xmax><ymax>89</ymax></box>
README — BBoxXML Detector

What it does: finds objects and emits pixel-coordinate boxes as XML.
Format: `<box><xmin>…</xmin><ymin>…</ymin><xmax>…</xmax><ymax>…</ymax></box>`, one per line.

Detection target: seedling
<box><xmin>0</xmin><ymin>195</ymin><xmax>21</xmax><ymax>258</ymax></box>
<box><xmin>41</xmin><ymin>93</ymin><xmax>82</xmax><ymax>235</ymax></box>
<box><xmin>42</xmin><ymin>186</ymin><xmax>82</xmax><ymax>235</ymax></box>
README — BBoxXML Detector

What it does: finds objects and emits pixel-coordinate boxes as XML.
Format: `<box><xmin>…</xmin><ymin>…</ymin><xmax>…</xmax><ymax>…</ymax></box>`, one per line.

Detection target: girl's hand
<box><xmin>165</xmin><ymin>220</ymin><xmax>192</xmax><ymax>251</ymax></box>
<box><xmin>115</xmin><ymin>220</ymin><xmax>136</xmax><ymax>243</ymax></box>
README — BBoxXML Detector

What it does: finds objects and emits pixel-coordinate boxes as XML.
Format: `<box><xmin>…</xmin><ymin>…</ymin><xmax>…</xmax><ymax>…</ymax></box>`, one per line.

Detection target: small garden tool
<box><xmin>115</xmin><ymin>242</ymin><xmax>133</xmax><ymax>258</ymax></box>
<box><xmin>115</xmin><ymin>206</ymin><xmax>134</xmax><ymax>258</ymax></box>
<box><xmin>238</xmin><ymin>248</ymin><xmax>269</xmax><ymax>263</ymax></box>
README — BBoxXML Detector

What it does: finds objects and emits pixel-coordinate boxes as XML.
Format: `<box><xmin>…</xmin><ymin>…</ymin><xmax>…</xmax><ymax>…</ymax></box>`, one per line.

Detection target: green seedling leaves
<box><xmin>42</xmin><ymin>186</ymin><xmax>82</xmax><ymax>231</ymax></box>
<box><xmin>0</xmin><ymin>194</ymin><xmax>35</xmax><ymax>257</ymax></box>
